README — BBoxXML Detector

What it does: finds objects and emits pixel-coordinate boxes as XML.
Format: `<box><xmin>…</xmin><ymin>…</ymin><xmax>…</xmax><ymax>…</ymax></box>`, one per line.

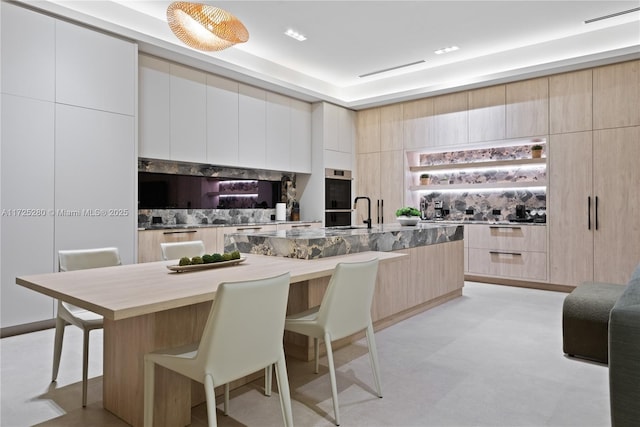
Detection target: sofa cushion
<box><xmin>609</xmin><ymin>276</ymin><xmax>640</xmax><ymax>426</ymax></box>
<box><xmin>630</xmin><ymin>263</ymin><xmax>640</xmax><ymax>281</ymax></box>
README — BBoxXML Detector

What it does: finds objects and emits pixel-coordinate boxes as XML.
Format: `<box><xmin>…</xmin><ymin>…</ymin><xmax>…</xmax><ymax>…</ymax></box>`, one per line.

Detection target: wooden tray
<box><xmin>167</xmin><ymin>256</ymin><xmax>246</xmax><ymax>273</ymax></box>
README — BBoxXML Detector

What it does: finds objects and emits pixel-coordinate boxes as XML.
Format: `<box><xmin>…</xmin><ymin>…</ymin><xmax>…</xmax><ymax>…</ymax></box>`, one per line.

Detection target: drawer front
<box><xmin>467</xmin><ymin>224</ymin><xmax>546</xmax><ymax>252</ymax></box>
<box><xmin>468</xmin><ymin>248</ymin><xmax>547</xmax><ymax>281</ymax></box>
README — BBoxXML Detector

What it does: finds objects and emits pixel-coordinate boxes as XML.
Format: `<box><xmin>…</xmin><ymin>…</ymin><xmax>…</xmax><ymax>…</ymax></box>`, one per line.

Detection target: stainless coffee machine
<box><xmin>434</xmin><ymin>200</ymin><xmax>444</xmax><ymax>219</ymax></box>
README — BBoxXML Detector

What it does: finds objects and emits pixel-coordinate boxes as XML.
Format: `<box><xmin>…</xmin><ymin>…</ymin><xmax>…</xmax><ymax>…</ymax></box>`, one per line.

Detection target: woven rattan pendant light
<box><xmin>167</xmin><ymin>2</ymin><xmax>249</xmax><ymax>52</ymax></box>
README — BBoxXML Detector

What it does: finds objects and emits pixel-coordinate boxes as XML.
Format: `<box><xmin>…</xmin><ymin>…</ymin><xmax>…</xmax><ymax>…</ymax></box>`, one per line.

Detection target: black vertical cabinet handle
<box><xmin>377</xmin><ymin>199</ymin><xmax>381</xmax><ymax>224</ymax></box>
<box><xmin>595</xmin><ymin>196</ymin><xmax>599</xmax><ymax>230</ymax></box>
<box><xmin>380</xmin><ymin>199</ymin><xmax>384</xmax><ymax>224</ymax></box>
<box><xmin>588</xmin><ymin>196</ymin><xmax>591</xmax><ymax>230</ymax></box>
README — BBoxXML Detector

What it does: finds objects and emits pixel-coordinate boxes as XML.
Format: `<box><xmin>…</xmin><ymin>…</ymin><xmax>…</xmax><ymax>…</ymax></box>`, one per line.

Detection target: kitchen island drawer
<box><xmin>467</xmin><ymin>224</ymin><xmax>546</xmax><ymax>252</ymax></box>
<box><xmin>468</xmin><ymin>248</ymin><xmax>547</xmax><ymax>281</ymax></box>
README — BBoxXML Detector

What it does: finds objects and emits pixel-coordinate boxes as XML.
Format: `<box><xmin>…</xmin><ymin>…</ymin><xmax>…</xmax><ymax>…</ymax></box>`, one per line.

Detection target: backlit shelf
<box><xmin>409</xmin><ymin>181</ymin><xmax>547</xmax><ymax>191</ymax></box>
<box><xmin>409</xmin><ymin>157</ymin><xmax>546</xmax><ymax>173</ymax></box>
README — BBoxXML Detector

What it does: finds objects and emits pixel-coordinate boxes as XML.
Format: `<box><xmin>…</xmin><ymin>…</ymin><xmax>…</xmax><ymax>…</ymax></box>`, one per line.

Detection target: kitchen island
<box><xmin>226</xmin><ymin>223</ymin><xmax>465</xmax><ymax>360</ymax></box>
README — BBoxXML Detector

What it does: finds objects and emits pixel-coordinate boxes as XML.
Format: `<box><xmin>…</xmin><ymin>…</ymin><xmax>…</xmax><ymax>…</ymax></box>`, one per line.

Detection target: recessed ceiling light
<box><xmin>434</xmin><ymin>46</ymin><xmax>459</xmax><ymax>55</ymax></box>
<box><xmin>285</xmin><ymin>29</ymin><xmax>306</xmax><ymax>41</ymax></box>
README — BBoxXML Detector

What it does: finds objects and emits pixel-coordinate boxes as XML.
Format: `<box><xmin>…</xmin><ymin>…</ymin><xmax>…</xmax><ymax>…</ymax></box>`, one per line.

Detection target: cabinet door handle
<box><xmin>291</xmin><ymin>224</ymin><xmax>310</xmax><ymax>228</ymax></box>
<box><xmin>163</xmin><ymin>230</ymin><xmax>197</xmax><ymax>235</ymax></box>
<box><xmin>236</xmin><ymin>227</ymin><xmax>262</xmax><ymax>231</ymax></box>
<box><xmin>489</xmin><ymin>251</ymin><xmax>523</xmax><ymax>256</ymax></box>
<box><xmin>376</xmin><ymin>199</ymin><xmax>381</xmax><ymax>224</ymax></box>
<box><xmin>489</xmin><ymin>226</ymin><xmax>521</xmax><ymax>230</ymax></box>
<box><xmin>380</xmin><ymin>199</ymin><xmax>384</xmax><ymax>224</ymax></box>
<box><xmin>595</xmin><ymin>196</ymin><xmax>599</xmax><ymax>231</ymax></box>
<box><xmin>587</xmin><ymin>196</ymin><xmax>591</xmax><ymax>230</ymax></box>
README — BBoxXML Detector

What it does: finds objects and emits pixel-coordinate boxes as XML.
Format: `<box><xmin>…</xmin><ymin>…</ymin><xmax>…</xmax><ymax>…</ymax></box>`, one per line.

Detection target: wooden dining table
<box><xmin>16</xmin><ymin>251</ymin><xmax>404</xmax><ymax>427</ymax></box>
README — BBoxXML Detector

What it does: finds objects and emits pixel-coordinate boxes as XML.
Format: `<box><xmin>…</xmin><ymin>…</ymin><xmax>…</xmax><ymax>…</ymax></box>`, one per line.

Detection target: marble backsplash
<box><xmin>138</xmin><ymin>158</ymin><xmax>297</xmax><ymax>228</ymax></box>
<box><xmin>418</xmin><ymin>143</ymin><xmax>546</xmax><ymax>221</ymax></box>
<box><xmin>138</xmin><ymin>208</ymin><xmax>277</xmax><ymax>228</ymax></box>
<box><xmin>420</xmin><ymin>189</ymin><xmax>546</xmax><ymax>221</ymax></box>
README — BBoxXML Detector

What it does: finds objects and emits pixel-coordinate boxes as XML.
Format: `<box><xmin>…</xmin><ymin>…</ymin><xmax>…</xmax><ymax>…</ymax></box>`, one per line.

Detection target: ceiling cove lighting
<box><xmin>285</xmin><ymin>29</ymin><xmax>307</xmax><ymax>41</ymax></box>
<box><xmin>166</xmin><ymin>2</ymin><xmax>249</xmax><ymax>52</ymax></box>
<box><xmin>434</xmin><ymin>46</ymin><xmax>459</xmax><ymax>55</ymax></box>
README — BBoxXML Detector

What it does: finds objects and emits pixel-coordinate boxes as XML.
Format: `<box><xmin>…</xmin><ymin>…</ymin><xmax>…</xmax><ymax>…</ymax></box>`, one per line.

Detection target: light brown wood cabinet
<box><xmin>356</xmin><ymin>108</ymin><xmax>380</xmax><ymax>153</ymax></box>
<box><xmin>468</xmin><ymin>85</ymin><xmax>506</xmax><ymax>142</ymax></box>
<box><xmin>355</xmin><ymin>150</ymin><xmax>404</xmax><ymax>225</ymax></box>
<box><xmin>434</xmin><ymin>92</ymin><xmax>468</xmax><ymax>146</ymax></box>
<box><xmin>380</xmin><ymin>104</ymin><xmax>403</xmax><ymax>151</ymax></box>
<box><xmin>549</xmin><ymin>126</ymin><xmax>640</xmax><ymax>286</ymax></box>
<box><xmin>593</xmin><ymin>60</ymin><xmax>640</xmax><ymax>130</ymax></box>
<box><xmin>467</xmin><ymin>224</ymin><xmax>547</xmax><ymax>281</ymax></box>
<box><xmin>549</xmin><ymin>69</ymin><xmax>592</xmax><ymax>134</ymax></box>
<box><xmin>506</xmin><ymin>77</ymin><xmax>549</xmax><ymax>138</ymax></box>
<box><xmin>138</xmin><ymin>227</ymin><xmax>219</xmax><ymax>263</ymax></box>
<box><xmin>402</xmin><ymin>98</ymin><xmax>434</xmax><ymax>150</ymax></box>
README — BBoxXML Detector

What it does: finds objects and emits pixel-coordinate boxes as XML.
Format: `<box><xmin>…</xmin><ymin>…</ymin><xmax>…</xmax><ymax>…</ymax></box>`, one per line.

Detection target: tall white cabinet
<box><xmin>0</xmin><ymin>2</ymin><xmax>137</xmax><ymax>330</ymax></box>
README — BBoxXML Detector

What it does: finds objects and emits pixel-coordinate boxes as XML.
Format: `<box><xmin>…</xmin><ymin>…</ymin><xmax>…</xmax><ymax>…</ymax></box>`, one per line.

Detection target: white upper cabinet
<box><xmin>238</xmin><ymin>84</ymin><xmax>267</xmax><ymax>169</ymax></box>
<box><xmin>170</xmin><ymin>64</ymin><xmax>207</xmax><ymax>163</ymax></box>
<box><xmin>321</xmin><ymin>103</ymin><xmax>353</xmax><ymax>171</ymax></box>
<box><xmin>206</xmin><ymin>75</ymin><xmax>239</xmax><ymax>166</ymax></box>
<box><xmin>139</xmin><ymin>54</ymin><xmax>171</xmax><ymax>159</ymax></box>
<box><xmin>266</xmin><ymin>92</ymin><xmax>291</xmax><ymax>171</ymax></box>
<box><xmin>139</xmin><ymin>56</ymin><xmax>309</xmax><ymax>171</ymax></box>
<box><xmin>55</xmin><ymin>20</ymin><xmax>136</xmax><ymax>115</ymax></box>
<box><xmin>1</xmin><ymin>2</ymin><xmax>55</xmax><ymax>101</ymax></box>
<box><xmin>290</xmin><ymin>99</ymin><xmax>312</xmax><ymax>173</ymax></box>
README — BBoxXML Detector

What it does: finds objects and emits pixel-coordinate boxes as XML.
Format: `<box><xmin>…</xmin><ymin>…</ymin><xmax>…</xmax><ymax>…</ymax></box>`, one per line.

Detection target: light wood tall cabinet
<box><xmin>593</xmin><ymin>60</ymin><xmax>640</xmax><ymax>130</ymax></box>
<box><xmin>356</xmin><ymin>107</ymin><xmax>404</xmax><ymax>225</ymax></box>
<box><xmin>549</xmin><ymin>127</ymin><xmax>640</xmax><ymax>286</ymax></box>
<box><xmin>549</xmin><ymin>69</ymin><xmax>592</xmax><ymax>134</ymax></box>
<box><xmin>356</xmin><ymin>108</ymin><xmax>381</xmax><ymax>153</ymax></box>
<box><xmin>506</xmin><ymin>77</ymin><xmax>549</xmax><ymax>138</ymax></box>
<box><xmin>380</xmin><ymin>104</ymin><xmax>404</xmax><ymax>151</ymax></box>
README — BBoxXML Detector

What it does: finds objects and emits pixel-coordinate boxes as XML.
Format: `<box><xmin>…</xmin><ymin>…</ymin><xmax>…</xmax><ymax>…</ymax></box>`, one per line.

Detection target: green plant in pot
<box><xmin>531</xmin><ymin>144</ymin><xmax>543</xmax><ymax>158</ymax></box>
<box><xmin>395</xmin><ymin>206</ymin><xmax>421</xmax><ymax>226</ymax></box>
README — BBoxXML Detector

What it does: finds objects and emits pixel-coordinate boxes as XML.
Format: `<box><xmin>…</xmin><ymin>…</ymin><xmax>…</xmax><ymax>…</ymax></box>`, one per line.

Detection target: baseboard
<box><xmin>465</xmin><ymin>274</ymin><xmax>575</xmax><ymax>293</ymax></box>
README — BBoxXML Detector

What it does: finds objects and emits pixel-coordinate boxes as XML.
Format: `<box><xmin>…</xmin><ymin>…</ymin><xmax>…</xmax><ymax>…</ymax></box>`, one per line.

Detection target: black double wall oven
<box><xmin>325</xmin><ymin>168</ymin><xmax>352</xmax><ymax>227</ymax></box>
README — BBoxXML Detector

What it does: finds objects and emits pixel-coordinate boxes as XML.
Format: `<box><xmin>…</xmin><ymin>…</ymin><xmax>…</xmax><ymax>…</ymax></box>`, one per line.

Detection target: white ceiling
<box><xmin>16</xmin><ymin>0</ymin><xmax>640</xmax><ymax>109</ymax></box>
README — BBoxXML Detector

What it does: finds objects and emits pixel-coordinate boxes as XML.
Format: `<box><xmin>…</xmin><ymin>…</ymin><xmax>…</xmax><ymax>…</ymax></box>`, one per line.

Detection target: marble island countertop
<box><xmin>226</xmin><ymin>222</ymin><xmax>463</xmax><ymax>259</ymax></box>
<box><xmin>138</xmin><ymin>220</ymin><xmax>321</xmax><ymax>231</ymax></box>
<box><xmin>420</xmin><ymin>219</ymin><xmax>546</xmax><ymax>226</ymax></box>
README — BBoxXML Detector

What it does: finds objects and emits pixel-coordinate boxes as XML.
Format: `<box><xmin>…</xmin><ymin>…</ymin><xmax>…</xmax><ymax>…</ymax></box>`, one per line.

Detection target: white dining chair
<box><xmin>53</xmin><ymin>247</ymin><xmax>121</xmax><ymax>407</ymax></box>
<box><xmin>143</xmin><ymin>272</ymin><xmax>294</xmax><ymax>427</ymax></box>
<box><xmin>284</xmin><ymin>258</ymin><xmax>382</xmax><ymax>426</ymax></box>
<box><xmin>160</xmin><ymin>240</ymin><xmax>206</xmax><ymax>261</ymax></box>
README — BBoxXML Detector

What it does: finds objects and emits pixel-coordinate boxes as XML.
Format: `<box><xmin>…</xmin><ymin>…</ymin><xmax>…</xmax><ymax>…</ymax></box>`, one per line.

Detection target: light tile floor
<box><xmin>0</xmin><ymin>282</ymin><xmax>610</xmax><ymax>426</ymax></box>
